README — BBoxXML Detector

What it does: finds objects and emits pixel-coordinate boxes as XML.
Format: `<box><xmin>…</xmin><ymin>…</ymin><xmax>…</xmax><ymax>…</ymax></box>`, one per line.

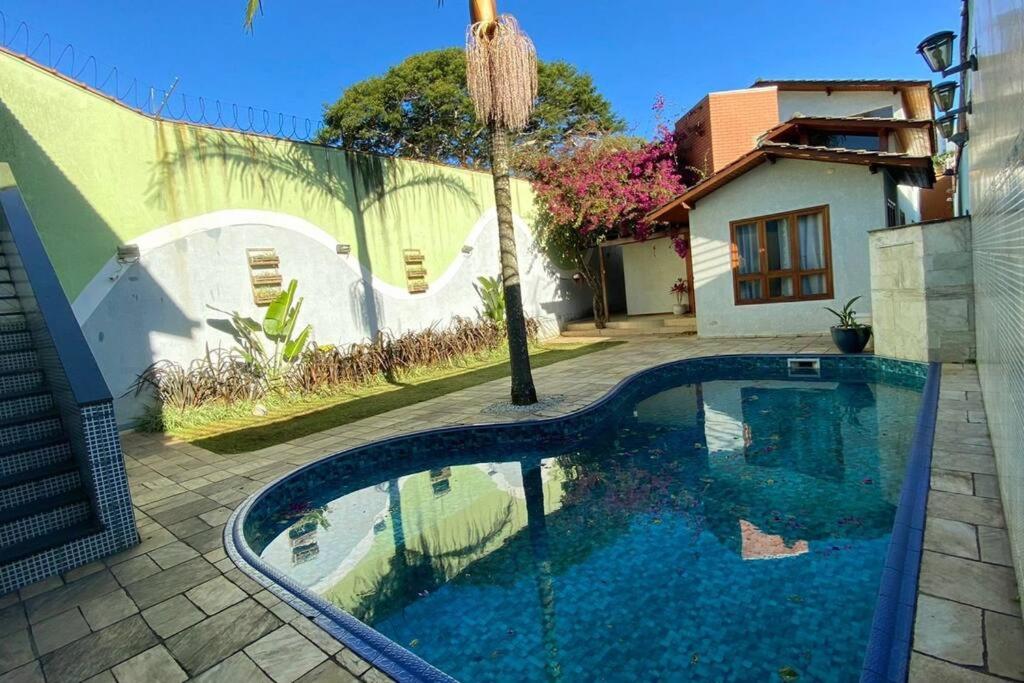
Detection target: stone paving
<box><xmin>0</xmin><ymin>335</ymin><xmax>1020</xmax><ymax>682</ymax></box>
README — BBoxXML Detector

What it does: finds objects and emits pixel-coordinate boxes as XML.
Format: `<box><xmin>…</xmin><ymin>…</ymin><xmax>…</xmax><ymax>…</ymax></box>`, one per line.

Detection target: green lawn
<box><xmin>170</xmin><ymin>340</ymin><xmax>622</xmax><ymax>455</ymax></box>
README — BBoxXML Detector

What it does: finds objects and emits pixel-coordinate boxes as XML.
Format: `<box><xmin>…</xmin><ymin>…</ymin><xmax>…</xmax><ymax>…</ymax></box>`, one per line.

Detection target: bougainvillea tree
<box><xmin>529</xmin><ymin>130</ymin><xmax>686</xmax><ymax>325</ymax></box>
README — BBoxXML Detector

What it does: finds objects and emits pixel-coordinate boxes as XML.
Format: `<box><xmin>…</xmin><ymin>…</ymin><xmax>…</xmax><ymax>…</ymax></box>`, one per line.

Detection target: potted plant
<box><xmin>671</xmin><ymin>278</ymin><xmax>690</xmax><ymax>315</ymax></box>
<box><xmin>825</xmin><ymin>296</ymin><xmax>872</xmax><ymax>353</ymax></box>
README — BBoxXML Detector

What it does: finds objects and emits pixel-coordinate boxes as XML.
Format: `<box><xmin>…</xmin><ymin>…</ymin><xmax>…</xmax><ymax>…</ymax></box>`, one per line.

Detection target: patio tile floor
<box><xmin>0</xmin><ymin>336</ymin><xmax>1020</xmax><ymax>681</ymax></box>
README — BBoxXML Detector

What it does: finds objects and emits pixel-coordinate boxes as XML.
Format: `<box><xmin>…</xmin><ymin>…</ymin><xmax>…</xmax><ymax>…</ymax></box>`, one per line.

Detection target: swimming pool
<box><xmin>228</xmin><ymin>355</ymin><xmax>939</xmax><ymax>683</ymax></box>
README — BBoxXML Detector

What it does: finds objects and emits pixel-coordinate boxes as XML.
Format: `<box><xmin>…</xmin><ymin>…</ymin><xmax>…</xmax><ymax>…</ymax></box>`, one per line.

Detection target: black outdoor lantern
<box><xmin>917</xmin><ymin>31</ymin><xmax>956</xmax><ymax>72</ymax></box>
<box><xmin>930</xmin><ymin>80</ymin><xmax>958</xmax><ymax>112</ymax></box>
<box><xmin>936</xmin><ymin>113</ymin><xmax>958</xmax><ymax>139</ymax></box>
<box><xmin>917</xmin><ymin>30</ymin><xmax>978</xmax><ymax>76</ymax></box>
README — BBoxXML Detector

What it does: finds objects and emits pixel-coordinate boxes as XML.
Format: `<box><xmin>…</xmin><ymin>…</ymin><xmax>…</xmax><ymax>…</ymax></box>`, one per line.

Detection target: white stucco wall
<box><xmin>777</xmin><ymin>91</ymin><xmax>907</xmax><ymax>121</ymax></box>
<box><xmin>79</xmin><ymin>209</ymin><xmax>589</xmax><ymax>423</ymax></box>
<box><xmin>689</xmin><ymin>158</ymin><xmax>887</xmax><ymax>337</ymax></box>
<box><xmin>621</xmin><ymin>237</ymin><xmax>687</xmax><ymax>315</ymax></box>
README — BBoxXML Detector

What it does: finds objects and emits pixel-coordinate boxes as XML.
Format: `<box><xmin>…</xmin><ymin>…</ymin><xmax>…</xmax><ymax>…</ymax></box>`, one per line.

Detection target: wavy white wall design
<box><xmin>75</xmin><ymin>210</ymin><xmax>589</xmax><ymax>422</ymax></box>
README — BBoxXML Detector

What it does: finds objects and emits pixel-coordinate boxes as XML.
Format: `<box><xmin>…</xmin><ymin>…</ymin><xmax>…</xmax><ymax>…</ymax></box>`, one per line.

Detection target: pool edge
<box><xmin>224</xmin><ymin>352</ymin><xmax>935</xmax><ymax>683</ymax></box>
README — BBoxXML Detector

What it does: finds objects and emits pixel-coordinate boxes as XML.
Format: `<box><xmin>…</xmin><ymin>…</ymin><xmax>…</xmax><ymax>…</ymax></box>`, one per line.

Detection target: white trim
<box><xmin>72</xmin><ymin>208</ymin><xmax>519</xmax><ymax>322</ymax></box>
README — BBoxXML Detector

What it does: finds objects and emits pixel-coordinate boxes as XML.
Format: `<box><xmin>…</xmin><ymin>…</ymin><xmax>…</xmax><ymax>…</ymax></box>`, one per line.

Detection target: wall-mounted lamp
<box><xmin>917</xmin><ymin>31</ymin><xmax>978</xmax><ymax>76</ymax></box>
<box><xmin>930</xmin><ymin>80</ymin><xmax>958</xmax><ymax>112</ymax></box>
<box><xmin>336</xmin><ymin>243</ymin><xmax>351</xmax><ymax>255</ymax></box>
<box><xmin>116</xmin><ymin>244</ymin><xmax>140</xmax><ymax>264</ymax></box>
<box><xmin>936</xmin><ymin>113</ymin><xmax>969</xmax><ymax>146</ymax></box>
<box><xmin>461</xmin><ymin>245</ymin><xmax>474</xmax><ymax>255</ymax></box>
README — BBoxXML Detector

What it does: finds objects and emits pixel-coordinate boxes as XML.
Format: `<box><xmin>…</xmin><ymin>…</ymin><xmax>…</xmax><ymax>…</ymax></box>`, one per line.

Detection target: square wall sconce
<box><xmin>461</xmin><ymin>245</ymin><xmax>474</xmax><ymax>255</ymax></box>
<box><xmin>116</xmin><ymin>244</ymin><xmax>140</xmax><ymax>263</ymax></box>
<box><xmin>336</xmin><ymin>244</ymin><xmax>351</xmax><ymax>255</ymax></box>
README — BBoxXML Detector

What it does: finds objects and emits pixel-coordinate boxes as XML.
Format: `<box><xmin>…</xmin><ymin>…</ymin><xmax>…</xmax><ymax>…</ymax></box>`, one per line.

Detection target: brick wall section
<box><xmin>707</xmin><ymin>88</ymin><xmax>780</xmax><ymax>172</ymax></box>
<box><xmin>676</xmin><ymin>87</ymin><xmax>780</xmax><ymax>180</ymax></box>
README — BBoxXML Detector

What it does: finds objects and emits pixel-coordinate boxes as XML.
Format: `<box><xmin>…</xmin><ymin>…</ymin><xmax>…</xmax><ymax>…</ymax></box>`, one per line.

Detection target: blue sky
<box><xmin>0</xmin><ymin>1</ymin><xmax>960</xmax><ymax>137</ymax></box>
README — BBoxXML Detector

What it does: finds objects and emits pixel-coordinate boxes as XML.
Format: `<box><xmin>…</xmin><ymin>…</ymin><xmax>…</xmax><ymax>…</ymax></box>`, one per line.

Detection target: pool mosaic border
<box><xmin>225</xmin><ymin>353</ymin><xmax>940</xmax><ymax>683</ymax></box>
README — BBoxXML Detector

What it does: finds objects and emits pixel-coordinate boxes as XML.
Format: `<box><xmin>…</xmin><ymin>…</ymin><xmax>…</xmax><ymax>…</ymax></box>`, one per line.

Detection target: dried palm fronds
<box><xmin>465</xmin><ymin>14</ymin><xmax>538</xmax><ymax>132</ymax></box>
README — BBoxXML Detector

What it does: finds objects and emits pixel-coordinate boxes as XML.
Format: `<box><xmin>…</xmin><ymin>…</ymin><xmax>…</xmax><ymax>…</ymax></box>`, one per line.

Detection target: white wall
<box><xmin>777</xmin><ymin>91</ymin><xmax>906</xmax><ymax>121</ymax></box>
<box><xmin>689</xmin><ymin>159</ymin><xmax>887</xmax><ymax>337</ymax></box>
<box><xmin>621</xmin><ymin>237</ymin><xmax>687</xmax><ymax>315</ymax></box>
<box><xmin>79</xmin><ymin>209</ymin><xmax>589</xmax><ymax>423</ymax></box>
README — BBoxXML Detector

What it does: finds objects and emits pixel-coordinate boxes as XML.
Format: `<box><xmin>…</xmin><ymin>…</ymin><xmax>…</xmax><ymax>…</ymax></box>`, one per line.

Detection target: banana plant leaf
<box><xmin>283</xmin><ymin>324</ymin><xmax>312</xmax><ymax>362</ymax></box>
<box><xmin>264</xmin><ymin>280</ymin><xmax>297</xmax><ymax>339</ymax></box>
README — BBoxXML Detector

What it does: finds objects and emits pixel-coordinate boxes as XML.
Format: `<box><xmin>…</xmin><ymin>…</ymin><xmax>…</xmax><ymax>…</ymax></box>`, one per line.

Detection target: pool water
<box><xmin>249</xmin><ymin>369</ymin><xmax>925</xmax><ymax>682</ymax></box>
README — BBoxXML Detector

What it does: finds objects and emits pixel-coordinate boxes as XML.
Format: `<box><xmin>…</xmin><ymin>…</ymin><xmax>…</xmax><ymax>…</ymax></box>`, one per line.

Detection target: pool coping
<box><xmin>224</xmin><ymin>353</ymin><xmax>940</xmax><ymax>683</ymax></box>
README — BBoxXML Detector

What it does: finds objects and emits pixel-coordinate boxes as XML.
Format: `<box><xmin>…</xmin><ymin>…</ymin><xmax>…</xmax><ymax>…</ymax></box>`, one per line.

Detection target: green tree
<box><xmin>318</xmin><ymin>48</ymin><xmax>624</xmax><ymax>168</ymax></box>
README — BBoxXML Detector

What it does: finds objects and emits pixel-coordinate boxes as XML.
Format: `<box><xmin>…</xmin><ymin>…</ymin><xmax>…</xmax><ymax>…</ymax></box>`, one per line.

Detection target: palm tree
<box><xmin>243</xmin><ymin>0</ymin><xmax>539</xmax><ymax>405</ymax></box>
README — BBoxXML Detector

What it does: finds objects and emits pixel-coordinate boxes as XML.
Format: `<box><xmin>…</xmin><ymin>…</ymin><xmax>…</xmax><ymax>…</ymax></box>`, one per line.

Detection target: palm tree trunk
<box><xmin>489</xmin><ymin>122</ymin><xmax>537</xmax><ymax>405</ymax></box>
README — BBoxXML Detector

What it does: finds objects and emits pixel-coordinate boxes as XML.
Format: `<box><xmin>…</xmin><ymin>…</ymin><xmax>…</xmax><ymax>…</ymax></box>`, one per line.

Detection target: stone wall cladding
<box><xmin>869</xmin><ymin>216</ymin><xmax>975</xmax><ymax>363</ymax></box>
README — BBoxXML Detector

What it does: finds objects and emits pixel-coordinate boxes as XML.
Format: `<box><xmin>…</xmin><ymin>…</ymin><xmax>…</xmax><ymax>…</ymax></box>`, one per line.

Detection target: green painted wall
<box><xmin>0</xmin><ymin>49</ymin><xmax>536</xmax><ymax>299</ymax></box>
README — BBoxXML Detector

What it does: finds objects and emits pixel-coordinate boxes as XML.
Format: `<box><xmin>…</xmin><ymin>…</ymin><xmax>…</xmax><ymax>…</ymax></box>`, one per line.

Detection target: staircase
<box><xmin>561</xmin><ymin>313</ymin><xmax>698</xmax><ymax>338</ymax></box>
<box><xmin>0</xmin><ymin>257</ymin><xmax>98</xmax><ymax>566</ymax></box>
<box><xmin>0</xmin><ymin>163</ymin><xmax>136</xmax><ymax>595</ymax></box>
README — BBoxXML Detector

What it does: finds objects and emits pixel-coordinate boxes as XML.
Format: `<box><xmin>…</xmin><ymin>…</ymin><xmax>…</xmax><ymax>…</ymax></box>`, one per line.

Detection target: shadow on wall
<box><xmin>0</xmin><ymin>99</ymin><xmax>196</xmax><ymax>418</ymax></box>
<box><xmin>144</xmin><ymin>128</ymin><xmax>481</xmax><ymax>340</ymax></box>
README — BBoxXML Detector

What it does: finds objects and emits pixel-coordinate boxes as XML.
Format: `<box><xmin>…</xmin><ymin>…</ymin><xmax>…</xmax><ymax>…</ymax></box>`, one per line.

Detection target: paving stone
<box><xmin>164</xmin><ymin>517</ymin><xmax>210</xmax><ymax>539</ymax></box>
<box><xmin>199</xmin><ymin>507</ymin><xmax>233</xmax><ymax>526</ymax></box>
<box><xmin>0</xmin><ymin>630</ymin><xmax>34</xmax><ymax>675</ymax></box>
<box><xmin>931</xmin><ymin>469</ymin><xmax>974</xmax><ymax>495</ymax></box>
<box><xmin>0</xmin><ymin>604</ymin><xmax>26</xmax><ymax>637</ymax></box>
<box><xmin>64</xmin><ymin>562</ymin><xmax>106</xmax><ymax>583</ymax></box>
<box><xmin>0</xmin><ymin>661</ymin><xmax>44</xmax><ymax>683</ymax></box>
<box><xmin>244</xmin><ymin>625</ymin><xmax>327</xmax><ymax>683</ymax></box>
<box><xmin>931</xmin><ymin>451</ymin><xmax>998</xmax><ymax>474</ymax></box>
<box><xmin>140</xmin><ymin>596</ymin><xmax>205</xmax><ymax>639</ymax></box>
<box><xmin>224</xmin><ymin>568</ymin><xmax>264</xmax><ymax>595</ymax></box>
<box><xmin>919</xmin><ymin>551</ymin><xmax>1021</xmax><ymax>616</ymax></box>
<box><xmin>125</xmin><ymin>557</ymin><xmax>220</xmax><ymax>609</ymax></box>
<box><xmin>978</xmin><ymin>526</ymin><xmax>1013</xmax><ymax>567</ymax></box>
<box><xmin>184</xmin><ymin>576</ymin><xmax>246</xmax><ymax>616</ymax></box>
<box><xmin>361</xmin><ymin>667</ymin><xmax>395</xmax><ymax>683</ymax></box>
<box><xmin>24</xmin><ymin>571</ymin><xmax>120</xmax><ymax>623</ymax></box>
<box><xmin>335</xmin><ymin>648</ymin><xmax>372</xmax><ymax>676</ymax></box>
<box><xmin>923</xmin><ymin>517</ymin><xmax>978</xmax><ymax>560</ymax></box>
<box><xmin>985</xmin><ymin>610</ymin><xmax>1024</xmax><ymax>681</ymax></box>
<box><xmin>909</xmin><ymin>652</ymin><xmax>1002</xmax><ymax>682</ymax></box>
<box><xmin>972</xmin><ymin>473</ymin><xmax>1000</xmax><ymax>499</ymax></box>
<box><xmin>17</xmin><ymin>576</ymin><xmax>62</xmax><ymax>601</ymax></box>
<box><xmin>913</xmin><ymin>594</ymin><xmax>983</xmax><ymax>665</ymax></box>
<box><xmin>80</xmin><ymin>589</ymin><xmax>139</xmax><ymax>631</ymax></box>
<box><xmin>192</xmin><ymin>652</ymin><xmax>273</xmax><ymax>683</ymax></box>
<box><xmin>104</xmin><ymin>527</ymin><xmax>176</xmax><ymax>565</ymax></box>
<box><xmin>182</xmin><ymin>525</ymin><xmax>225</xmax><ymax>554</ymax></box>
<box><xmin>165</xmin><ymin>599</ymin><xmax>281</xmax><ymax>676</ymax></box>
<box><xmin>111</xmin><ymin>645</ymin><xmax>187</xmax><ymax>683</ymax></box>
<box><xmin>927</xmin><ymin>490</ymin><xmax>1005</xmax><ymax>528</ymax></box>
<box><xmin>39</xmin><ymin>615</ymin><xmax>158</xmax><ymax>683</ymax></box>
<box><xmin>291</xmin><ymin>618</ymin><xmax>341</xmax><ymax>655</ymax></box>
<box><xmin>110</xmin><ymin>555</ymin><xmax>161</xmax><ymax>587</ymax></box>
<box><xmin>31</xmin><ymin>608</ymin><xmax>91</xmax><ymax>655</ymax></box>
<box><xmin>148</xmin><ymin>541</ymin><xmax>200</xmax><ymax>570</ymax></box>
<box><xmin>83</xmin><ymin>671</ymin><xmax>115</xmax><ymax>683</ymax></box>
<box><xmin>296</xmin><ymin>660</ymin><xmax>359</xmax><ymax>683</ymax></box>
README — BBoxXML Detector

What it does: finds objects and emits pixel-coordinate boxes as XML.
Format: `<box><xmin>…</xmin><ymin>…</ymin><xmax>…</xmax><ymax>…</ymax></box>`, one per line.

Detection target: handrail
<box><xmin>0</xmin><ymin>163</ymin><xmax>112</xmax><ymax>405</ymax></box>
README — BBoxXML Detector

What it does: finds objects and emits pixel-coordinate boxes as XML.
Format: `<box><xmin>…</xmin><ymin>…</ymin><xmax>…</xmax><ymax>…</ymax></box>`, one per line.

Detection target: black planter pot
<box><xmin>830</xmin><ymin>325</ymin><xmax>872</xmax><ymax>354</ymax></box>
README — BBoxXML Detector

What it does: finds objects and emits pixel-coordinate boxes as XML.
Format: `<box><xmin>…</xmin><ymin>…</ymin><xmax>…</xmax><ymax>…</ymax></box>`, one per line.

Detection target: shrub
<box><xmin>132</xmin><ymin>316</ymin><xmax>540</xmax><ymax>420</ymax></box>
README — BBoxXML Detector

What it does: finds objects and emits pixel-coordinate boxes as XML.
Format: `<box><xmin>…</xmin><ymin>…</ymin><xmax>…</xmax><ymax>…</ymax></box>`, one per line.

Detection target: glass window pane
<box><xmin>798</xmin><ymin>213</ymin><xmax>826</xmax><ymax>270</ymax></box>
<box><xmin>734</xmin><ymin>223</ymin><xmax>761</xmax><ymax>274</ymax></box>
<box><xmin>768</xmin><ymin>277</ymin><xmax>794</xmax><ymax>298</ymax></box>
<box><xmin>801</xmin><ymin>274</ymin><xmax>827</xmax><ymax>295</ymax></box>
<box><xmin>738</xmin><ymin>279</ymin><xmax>762</xmax><ymax>302</ymax></box>
<box><xmin>765</xmin><ymin>218</ymin><xmax>792</xmax><ymax>271</ymax></box>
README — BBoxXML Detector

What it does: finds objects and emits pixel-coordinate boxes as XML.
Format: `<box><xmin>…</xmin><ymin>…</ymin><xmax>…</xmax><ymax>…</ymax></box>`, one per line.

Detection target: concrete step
<box><xmin>561</xmin><ymin>326</ymin><xmax>697</xmax><ymax>338</ymax></box>
<box><xmin>564</xmin><ymin>316</ymin><xmax>696</xmax><ymax>332</ymax></box>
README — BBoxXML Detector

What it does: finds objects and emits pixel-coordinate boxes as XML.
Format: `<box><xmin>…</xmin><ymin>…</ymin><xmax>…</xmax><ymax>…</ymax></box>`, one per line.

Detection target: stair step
<box><xmin>0</xmin><ymin>411</ymin><xmax>62</xmax><ymax>449</ymax></box>
<box><xmin>0</xmin><ymin>296</ymin><xmax>21</xmax><ymax>314</ymax></box>
<box><xmin>0</xmin><ymin>390</ymin><xmax>53</xmax><ymax>422</ymax></box>
<box><xmin>0</xmin><ymin>313</ymin><xmax>25</xmax><ymax>333</ymax></box>
<box><xmin>0</xmin><ymin>519</ymin><xmax>101</xmax><ymax>566</ymax></box>
<box><xmin>0</xmin><ymin>437</ymin><xmax>72</xmax><ymax>478</ymax></box>
<box><xmin>0</xmin><ymin>407</ymin><xmax>59</xmax><ymax>430</ymax></box>
<box><xmin>0</xmin><ymin>462</ymin><xmax>79</xmax><ymax>510</ymax></box>
<box><xmin>0</xmin><ymin>330</ymin><xmax>31</xmax><ymax>351</ymax></box>
<box><xmin>0</xmin><ymin>491</ymin><xmax>91</xmax><ymax>549</ymax></box>
<box><xmin>0</xmin><ymin>349</ymin><xmax>36</xmax><ymax>374</ymax></box>
<box><xmin>0</xmin><ymin>370</ymin><xmax>43</xmax><ymax>397</ymax></box>
<box><xmin>561</xmin><ymin>327</ymin><xmax>698</xmax><ymax>338</ymax></box>
<box><xmin>1</xmin><ymin>460</ymin><xmax>78</xmax><ymax>491</ymax></box>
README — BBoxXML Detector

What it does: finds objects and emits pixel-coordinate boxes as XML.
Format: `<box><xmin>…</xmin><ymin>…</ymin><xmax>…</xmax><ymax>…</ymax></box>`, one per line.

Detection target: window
<box><xmin>807</xmin><ymin>131</ymin><xmax>882</xmax><ymax>151</ymax></box>
<box><xmin>729</xmin><ymin>206</ymin><xmax>833</xmax><ymax>305</ymax></box>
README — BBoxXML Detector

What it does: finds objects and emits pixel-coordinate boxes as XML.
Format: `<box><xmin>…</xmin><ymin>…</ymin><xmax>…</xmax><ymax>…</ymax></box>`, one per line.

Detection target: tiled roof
<box><xmin>752</xmin><ymin>78</ymin><xmax>931</xmax><ymax>88</ymax></box>
<box><xmin>757</xmin><ymin>141</ymin><xmax>924</xmax><ymax>159</ymax></box>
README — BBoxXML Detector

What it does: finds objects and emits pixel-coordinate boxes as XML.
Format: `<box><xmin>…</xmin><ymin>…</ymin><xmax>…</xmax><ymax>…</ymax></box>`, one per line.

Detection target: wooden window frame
<box><xmin>729</xmin><ymin>205</ymin><xmax>834</xmax><ymax>306</ymax></box>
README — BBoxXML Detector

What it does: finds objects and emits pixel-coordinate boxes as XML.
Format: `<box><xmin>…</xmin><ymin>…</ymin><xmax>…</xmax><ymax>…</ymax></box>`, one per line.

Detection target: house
<box><xmin>631</xmin><ymin>79</ymin><xmax>941</xmax><ymax>338</ymax></box>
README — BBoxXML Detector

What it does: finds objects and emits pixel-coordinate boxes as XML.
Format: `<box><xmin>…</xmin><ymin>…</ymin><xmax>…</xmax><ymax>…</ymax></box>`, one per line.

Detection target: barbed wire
<box><xmin>0</xmin><ymin>10</ymin><xmax>325</xmax><ymax>142</ymax></box>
